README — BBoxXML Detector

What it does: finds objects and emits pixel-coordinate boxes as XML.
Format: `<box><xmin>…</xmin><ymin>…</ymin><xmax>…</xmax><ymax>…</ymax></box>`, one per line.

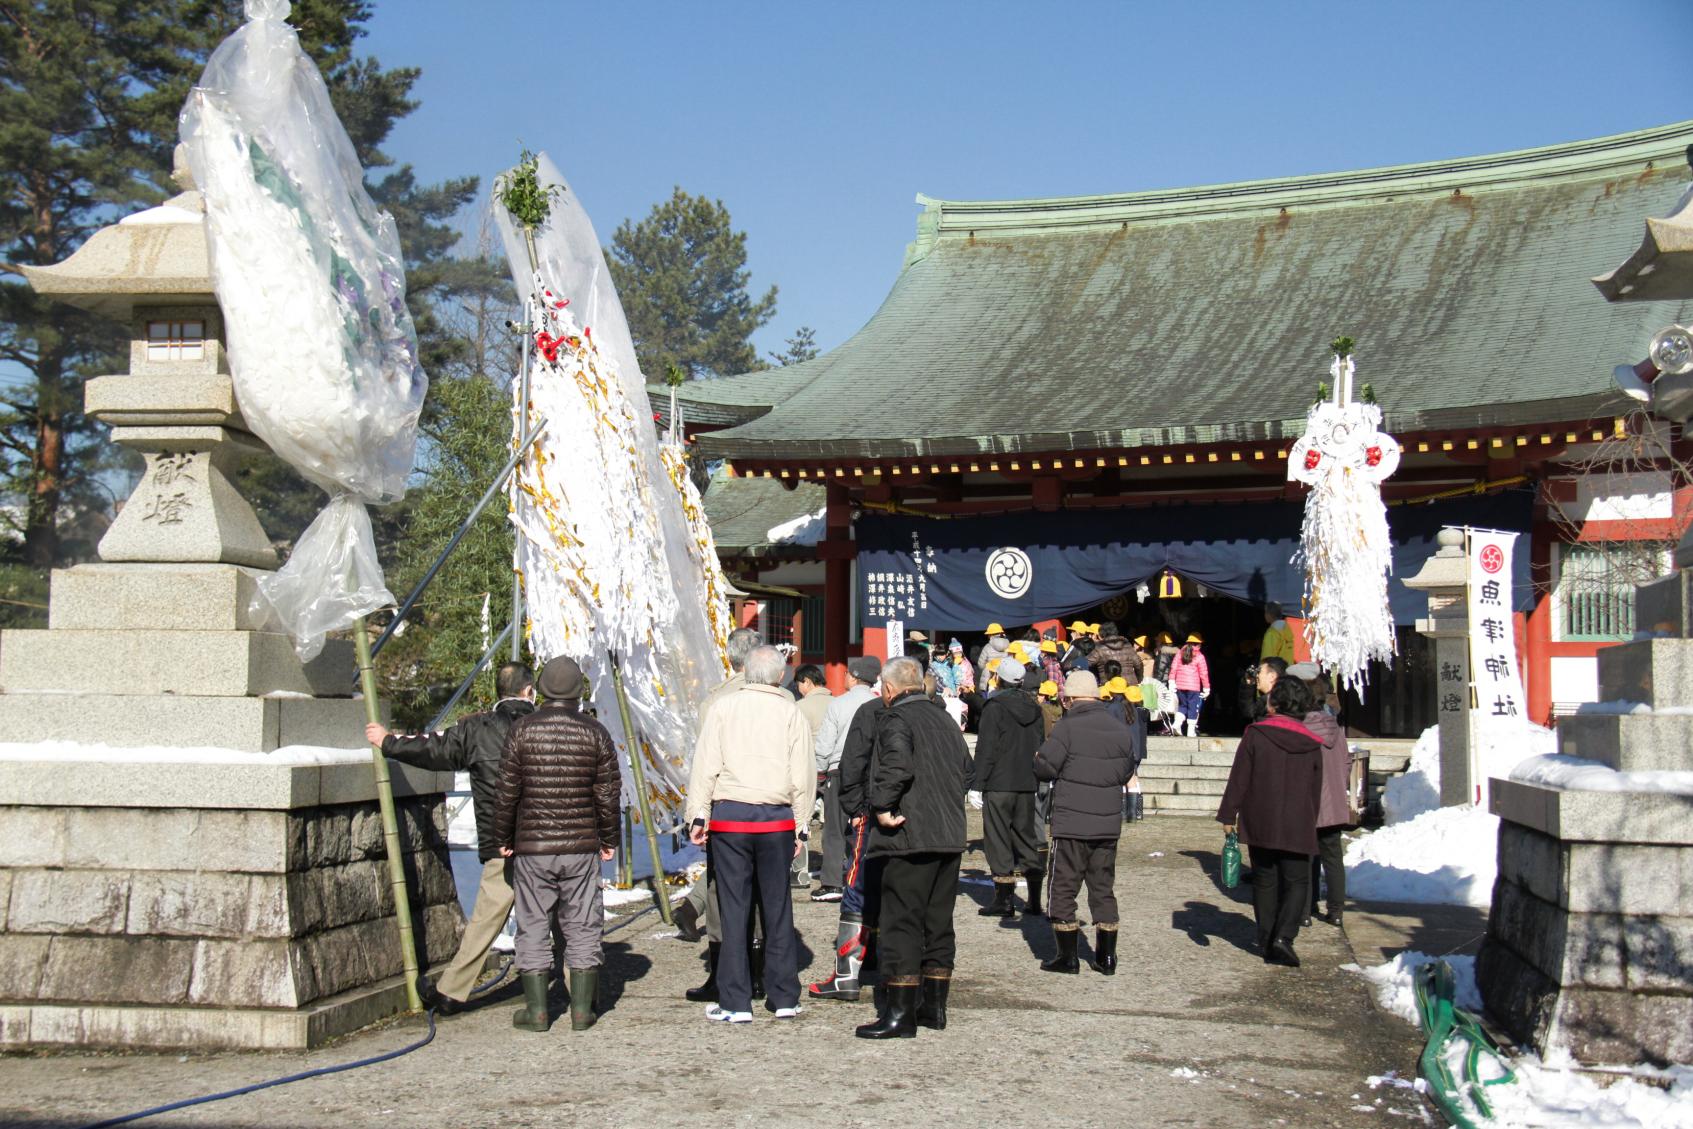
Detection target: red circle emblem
<box><xmin>1479</xmin><ymin>545</ymin><xmax>1504</xmax><ymax>574</ymax></box>
<box><xmin>1304</xmin><ymin>449</ymin><xmax>1321</xmax><ymax>470</ymax></box>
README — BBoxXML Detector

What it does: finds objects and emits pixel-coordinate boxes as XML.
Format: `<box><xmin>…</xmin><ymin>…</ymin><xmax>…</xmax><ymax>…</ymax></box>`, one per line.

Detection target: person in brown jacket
<box><xmin>1215</xmin><ymin>676</ymin><xmax>1323</xmax><ymax>968</ymax></box>
<box><xmin>492</xmin><ymin>655</ymin><xmax>621</xmax><ymax>1033</ymax></box>
<box><xmin>1289</xmin><ymin>663</ymin><xmax>1351</xmax><ymax>928</ymax></box>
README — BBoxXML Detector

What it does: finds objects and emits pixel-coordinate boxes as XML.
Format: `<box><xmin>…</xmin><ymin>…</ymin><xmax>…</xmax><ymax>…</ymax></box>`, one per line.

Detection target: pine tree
<box><xmin>769</xmin><ymin>325</ymin><xmax>819</xmax><ymax>367</ymax></box>
<box><xmin>608</xmin><ymin>188</ymin><xmax>777</xmax><ymax>380</ymax></box>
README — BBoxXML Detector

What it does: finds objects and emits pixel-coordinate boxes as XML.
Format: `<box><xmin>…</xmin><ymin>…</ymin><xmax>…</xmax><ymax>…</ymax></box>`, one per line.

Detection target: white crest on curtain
<box><xmin>496</xmin><ymin>155</ymin><xmax>730</xmax><ymax>823</ymax></box>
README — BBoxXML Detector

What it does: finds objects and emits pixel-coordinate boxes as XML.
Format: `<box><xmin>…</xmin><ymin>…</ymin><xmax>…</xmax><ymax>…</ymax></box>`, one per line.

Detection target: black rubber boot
<box><xmin>1023</xmin><ymin>869</ymin><xmax>1045</xmax><ymax>917</ymax></box>
<box><xmin>511</xmin><ymin>971</ymin><xmax>550</xmax><ymax>1031</ymax></box>
<box><xmin>1266</xmin><ymin>939</ymin><xmax>1301</xmax><ymax>968</ymax></box>
<box><xmin>862</xmin><ymin>928</ymin><xmax>879</xmax><ymax>976</ymax></box>
<box><xmin>916</xmin><ymin>974</ymin><xmax>951</xmax><ymax>1030</ymax></box>
<box><xmin>1132</xmin><ymin>793</ymin><xmax>1145</xmax><ymax>821</ymax></box>
<box><xmin>855</xmin><ymin>980</ymin><xmax>919</xmax><ymax>1039</ymax></box>
<box><xmin>808</xmin><ymin>915</ymin><xmax>864</xmax><ymax>1001</ymax></box>
<box><xmin>1094</xmin><ymin>928</ymin><xmax>1118</xmax><ymax>975</ymax></box>
<box><xmin>672</xmin><ymin>898</ymin><xmax>703</xmax><ymax>943</ymax></box>
<box><xmin>978</xmin><ymin>881</ymin><xmax>1016</xmax><ymax>917</ymax></box>
<box><xmin>684</xmin><ymin>942</ymin><xmax>720</xmax><ymax>1002</ymax></box>
<box><xmin>1041</xmin><ymin>926</ymin><xmax>1080</xmax><ymax>974</ymax></box>
<box><xmin>568</xmin><ymin>967</ymin><xmax>598</xmax><ymax>1030</ymax></box>
<box><xmin>750</xmin><ymin>937</ymin><xmax>765</xmax><ymax>1000</ymax></box>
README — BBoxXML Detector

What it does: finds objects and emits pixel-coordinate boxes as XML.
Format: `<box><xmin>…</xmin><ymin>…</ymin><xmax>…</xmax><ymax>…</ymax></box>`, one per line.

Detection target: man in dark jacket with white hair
<box><xmin>1034</xmin><ymin>670</ymin><xmax>1134</xmax><ymax>976</ymax></box>
<box><xmin>973</xmin><ymin>660</ymin><xmax>1047</xmax><ymax>919</ymax></box>
<box><xmin>855</xmin><ymin>657</ymin><xmax>974</xmax><ymax>1040</ymax></box>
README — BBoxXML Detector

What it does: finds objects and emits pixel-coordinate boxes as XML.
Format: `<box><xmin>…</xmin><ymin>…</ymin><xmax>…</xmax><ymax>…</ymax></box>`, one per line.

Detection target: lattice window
<box><xmin>146</xmin><ymin>319</ymin><xmax>205</xmax><ymax>362</ymax></box>
<box><xmin>1555</xmin><ymin>542</ymin><xmax>1668</xmax><ymax>641</ymax></box>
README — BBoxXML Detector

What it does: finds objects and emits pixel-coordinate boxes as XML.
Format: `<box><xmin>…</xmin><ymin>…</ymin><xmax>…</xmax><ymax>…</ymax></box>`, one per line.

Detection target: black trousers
<box><xmin>712</xmin><ymin>805</ymin><xmax>800</xmax><ymax>1012</ymax></box>
<box><xmin>1310</xmin><ymin>827</ymin><xmax>1346</xmax><ymax>914</ymax></box>
<box><xmin>877</xmin><ymin>851</ymin><xmax>960</xmax><ymax>979</ymax></box>
<box><xmin>982</xmin><ymin>791</ymin><xmax>1043</xmax><ymax>877</ymax></box>
<box><xmin>820</xmin><ymin>771</ymin><xmax>845</xmax><ymax>888</ymax></box>
<box><xmin>1049</xmin><ymin>836</ymin><xmax>1119</xmax><ymax>924</ymax></box>
<box><xmin>1249</xmin><ymin>845</ymin><xmax>1311</xmax><ymax>947</ymax></box>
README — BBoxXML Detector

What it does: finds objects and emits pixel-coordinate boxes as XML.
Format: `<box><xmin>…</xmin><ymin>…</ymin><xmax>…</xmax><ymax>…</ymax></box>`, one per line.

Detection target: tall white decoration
<box><xmin>180</xmin><ymin>0</ymin><xmax>426</xmax><ymax>659</ymax></box>
<box><xmin>497</xmin><ymin>155</ymin><xmax>729</xmax><ymax>824</ymax></box>
<box><xmin>1288</xmin><ymin>353</ymin><xmax>1402</xmax><ymax>693</ymax></box>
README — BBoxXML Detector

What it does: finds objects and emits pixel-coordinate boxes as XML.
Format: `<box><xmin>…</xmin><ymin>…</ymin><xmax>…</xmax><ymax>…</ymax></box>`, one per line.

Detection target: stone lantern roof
<box><xmin>1592</xmin><ymin>145</ymin><xmax>1693</xmax><ymax>302</ymax></box>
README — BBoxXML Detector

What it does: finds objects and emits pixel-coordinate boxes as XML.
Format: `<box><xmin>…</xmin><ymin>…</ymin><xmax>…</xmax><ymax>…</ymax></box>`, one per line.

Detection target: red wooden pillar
<box><xmin>822</xmin><ymin>483</ymin><xmax>853</xmax><ymax>692</ymax></box>
<box><xmin>1525</xmin><ymin>522</ymin><xmax>1555</xmax><ymax>726</ymax></box>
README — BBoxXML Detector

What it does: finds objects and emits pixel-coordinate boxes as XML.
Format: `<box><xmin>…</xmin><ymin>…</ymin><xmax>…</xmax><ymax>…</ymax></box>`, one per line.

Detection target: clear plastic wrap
<box><xmin>180</xmin><ymin>0</ymin><xmax>425</xmax><ymax>660</ymax></box>
<box><xmin>497</xmin><ymin>154</ymin><xmax>729</xmax><ymax>825</ymax></box>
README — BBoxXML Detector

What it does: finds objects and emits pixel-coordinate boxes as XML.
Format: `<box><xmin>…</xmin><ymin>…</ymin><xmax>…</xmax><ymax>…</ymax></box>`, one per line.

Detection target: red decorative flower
<box><xmin>1304</xmin><ymin>449</ymin><xmax>1321</xmax><ymax>471</ymax></box>
<box><xmin>1366</xmin><ymin>446</ymin><xmax>1382</xmax><ymax>467</ymax></box>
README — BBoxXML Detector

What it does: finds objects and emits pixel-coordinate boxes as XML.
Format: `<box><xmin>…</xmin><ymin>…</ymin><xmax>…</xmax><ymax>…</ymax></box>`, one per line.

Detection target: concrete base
<box><xmin>0</xmin><ymin>691</ymin><xmax>378</xmax><ymax>751</ymax></box>
<box><xmin>1596</xmin><ymin>637</ymin><xmax>1693</xmax><ymax>707</ymax></box>
<box><xmin>48</xmin><ymin>562</ymin><xmax>274</xmax><ymax>632</ymax></box>
<box><xmin>1555</xmin><ymin>712</ymin><xmax>1693</xmax><ymax>772</ymax></box>
<box><xmin>0</xmin><ymin>628</ymin><xmax>354</xmax><ymax>698</ymax></box>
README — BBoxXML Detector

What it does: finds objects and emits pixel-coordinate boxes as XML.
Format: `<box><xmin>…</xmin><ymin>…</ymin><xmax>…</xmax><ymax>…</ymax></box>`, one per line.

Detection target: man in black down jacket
<box><xmin>366</xmin><ymin>662</ymin><xmax>535</xmax><ymax>1014</ymax></box>
<box><xmin>492</xmin><ymin>656</ymin><xmax>621</xmax><ymax>1033</ymax></box>
<box><xmin>855</xmin><ymin>657</ymin><xmax>974</xmax><ymax>1040</ymax></box>
<box><xmin>973</xmin><ymin>661</ymin><xmax>1048</xmax><ymax>919</ymax></box>
<box><xmin>1034</xmin><ymin>670</ymin><xmax>1134</xmax><ymax>976</ymax></box>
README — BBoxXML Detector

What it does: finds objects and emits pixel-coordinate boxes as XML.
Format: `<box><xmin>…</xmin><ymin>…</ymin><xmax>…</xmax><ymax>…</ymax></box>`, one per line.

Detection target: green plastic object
<box><xmin>1413</xmin><ymin>959</ymin><xmax>1517</xmax><ymax>1128</ymax></box>
<box><xmin>1221</xmin><ymin>832</ymin><xmax>1242</xmax><ymax>889</ymax></box>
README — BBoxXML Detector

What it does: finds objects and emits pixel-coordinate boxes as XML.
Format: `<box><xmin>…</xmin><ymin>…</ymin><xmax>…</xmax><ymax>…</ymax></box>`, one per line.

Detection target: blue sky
<box><xmin>373</xmin><ymin>2</ymin><xmax>1686</xmax><ymax>360</ymax></box>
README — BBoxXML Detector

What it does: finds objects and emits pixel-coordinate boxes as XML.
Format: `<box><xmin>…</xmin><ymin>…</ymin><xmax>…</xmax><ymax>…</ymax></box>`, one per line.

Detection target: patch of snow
<box><xmin>1148</xmin><ymin>851</ymin><xmax>1166</xmax><ymax>858</ymax></box>
<box><xmin>1382</xmin><ymin>720</ymin><xmax>1554</xmax><ymax>826</ymax></box>
<box><xmin>1574</xmin><ymin>699</ymin><xmax>1653</xmax><ymax>715</ymax></box>
<box><xmin>766</xmin><ymin>506</ymin><xmax>825</xmax><ymax>546</ymax></box>
<box><xmin>1344</xmin><ymin>952</ymin><xmax>1481</xmax><ymax>1026</ymax></box>
<box><xmin>1170</xmin><ymin>1067</ymin><xmax>1200</xmax><ymax>1079</ymax></box>
<box><xmin>446</xmin><ymin>796</ymin><xmax>477</xmax><ymax>848</ymax></box>
<box><xmin>1509</xmin><ymin>754</ymin><xmax>1693</xmax><ymax>796</ymax></box>
<box><xmin>118</xmin><ymin>203</ymin><xmax>202</xmax><ymax>226</ymax></box>
<box><xmin>1346</xmin><ymin>805</ymin><xmax>1500</xmax><ymax>906</ymax></box>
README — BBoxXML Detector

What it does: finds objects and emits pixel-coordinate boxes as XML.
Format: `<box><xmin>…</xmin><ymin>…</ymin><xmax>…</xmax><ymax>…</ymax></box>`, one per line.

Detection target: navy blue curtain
<box><xmin>857</xmin><ymin>489</ymin><xmax>1534</xmax><ymax>630</ymax></box>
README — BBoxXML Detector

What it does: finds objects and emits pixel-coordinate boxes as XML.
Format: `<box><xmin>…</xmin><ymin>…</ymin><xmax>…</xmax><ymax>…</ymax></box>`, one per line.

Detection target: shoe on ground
<box><xmin>808</xmin><ymin>974</ymin><xmax>862</xmax><ymax>1001</ymax></box>
<box><xmin>772</xmin><ymin>1004</ymin><xmax>802</xmax><ymax>1019</ymax></box>
<box><xmin>1319</xmin><ymin>912</ymin><xmax>1345</xmax><ymax>929</ymax></box>
<box><xmin>810</xmin><ymin>886</ymin><xmax>843</xmax><ymax>902</ymax></box>
<box><xmin>1265</xmin><ymin>939</ymin><xmax>1301</xmax><ymax>968</ymax></box>
<box><xmin>705</xmin><ymin>1004</ymin><xmax>752</xmax><ymax>1023</ymax></box>
<box><xmin>789</xmin><ymin>873</ymin><xmax>810</xmax><ymax>890</ymax></box>
<box><xmin>1301</xmin><ymin>915</ymin><xmax>1313</xmax><ymax>928</ymax></box>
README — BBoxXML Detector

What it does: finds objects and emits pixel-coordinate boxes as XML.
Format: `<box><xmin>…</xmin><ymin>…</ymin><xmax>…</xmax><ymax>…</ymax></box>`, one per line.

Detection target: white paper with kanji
<box><xmin>1466</xmin><ymin>530</ymin><xmax>1526</xmax><ymax>792</ymax></box>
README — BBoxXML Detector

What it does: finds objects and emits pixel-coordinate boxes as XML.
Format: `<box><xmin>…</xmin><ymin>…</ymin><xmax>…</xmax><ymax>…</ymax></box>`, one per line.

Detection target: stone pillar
<box><xmin>1403</xmin><ymin>527</ymin><xmax>1474</xmax><ymax>807</ymax></box>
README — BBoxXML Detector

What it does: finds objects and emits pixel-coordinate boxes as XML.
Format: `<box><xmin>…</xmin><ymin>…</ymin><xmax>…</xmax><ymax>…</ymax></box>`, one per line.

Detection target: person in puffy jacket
<box><xmin>931</xmin><ymin>638</ymin><xmax>975</xmax><ymax>697</ymax></box>
<box><xmin>1034</xmin><ymin>671</ymin><xmax>1135</xmax><ymax>976</ymax></box>
<box><xmin>492</xmin><ymin>656</ymin><xmax>621</xmax><ymax>1033</ymax></box>
<box><xmin>1290</xmin><ymin>664</ymin><xmax>1351</xmax><ymax>928</ymax></box>
<box><xmin>973</xmin><ymin>661</ymin><xmax>1047</xmax><ymax>919</ymax></box>
<box><xmin>1169</xmin><ymin>634</ymin><xmax>1211</xmax><ymax>737</ymax></box>
<box><xmin>367</xmin><ymin>662</ymin><xmax>535</xmax><ymax>1015</ymax></box>
<box><xmin>1215</xmin><ymin>677</ymin><xmax>1324</xmax><ymax>969</ymax></box>
<box><xmin>1088</xmin><ymin>623</ymin><xmax>1141</xmax><ymax>682</ymax></box>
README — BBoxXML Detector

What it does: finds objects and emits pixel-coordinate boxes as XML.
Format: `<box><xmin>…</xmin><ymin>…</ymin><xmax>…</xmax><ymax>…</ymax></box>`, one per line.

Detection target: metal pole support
<box><xmin>608</xmin><ymin>652</ymin><xmax>675</xmax><ymax>925</ymax></box>
<box><xmin>353</xmin><ymin>622</ymin><xmax>424</xmax><ymax>1013</ymax></box>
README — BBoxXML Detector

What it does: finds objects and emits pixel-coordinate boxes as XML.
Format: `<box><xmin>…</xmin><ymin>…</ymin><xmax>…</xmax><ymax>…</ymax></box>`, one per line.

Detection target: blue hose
<box><xmin>77</xmin><ymin>962</ymin><xmax>514</xmax><ymax>1129</ymax></box>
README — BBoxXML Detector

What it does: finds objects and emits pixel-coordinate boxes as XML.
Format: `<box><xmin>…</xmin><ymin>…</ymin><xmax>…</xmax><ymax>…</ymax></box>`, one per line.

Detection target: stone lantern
<box><xmin>1402</xmin><ymin>526</ymin><xmax>1475</xmax><ymax>807</ymax></box>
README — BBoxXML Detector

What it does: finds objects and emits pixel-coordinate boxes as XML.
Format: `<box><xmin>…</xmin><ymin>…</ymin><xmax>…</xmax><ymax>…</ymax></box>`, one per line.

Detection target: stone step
<box><xmin>1145</xmin><ymin>792</ymin><xmax>1224</xmax><ymax>813</ymax></box>
<box><xmin>0</xmin><ymin>628</ymin><xmax>353</xmax><ymax>698</ymax></box>
<box><xmin>1137</xmin><ymin>764</ymin><xmax>1233</xmax><ymax>781</ymax></box>
<box><xmin>1597</xmin><ymin>638</ymin><xmax>1693</xmax><ymax>707</ymax></box>
<box><xmin>1138</xmin><ymin>777</ymin><xmax>1227</xmax><ymax>798</ymax></box>
<box><xmin>0</xmin><ymin>692</ymin><xmax>378</xmax><ymax>752</ymax></box>
<box><xmin>1555</xmin><ymin>713</ymin><xmax>1693</xmax><ymax>773</ymax></box>
<box><xmin>1142</xmin><ymin>748</ymin><xmax>1240</xmax><ymax>768</ymax></box>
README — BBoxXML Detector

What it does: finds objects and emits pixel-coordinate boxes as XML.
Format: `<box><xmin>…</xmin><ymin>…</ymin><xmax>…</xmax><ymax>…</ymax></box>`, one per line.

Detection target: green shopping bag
<box><xmin>1221</xmin><ymin>831</ymin><xmax>1242</xmax><ymax>889</ymax></box>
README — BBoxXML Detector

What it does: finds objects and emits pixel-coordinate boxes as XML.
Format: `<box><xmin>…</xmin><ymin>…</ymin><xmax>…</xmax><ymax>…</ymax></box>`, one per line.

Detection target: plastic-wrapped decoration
<box><xmin>180</xmin><ymin>0</ymin><xmax>426</xmax><ymax>660</ymax></box>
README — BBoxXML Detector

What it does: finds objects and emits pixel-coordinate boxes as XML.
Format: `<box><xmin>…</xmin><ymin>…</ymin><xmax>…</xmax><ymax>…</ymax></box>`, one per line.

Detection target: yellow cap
<box><xmin>1127</xmin><ymin>685</ymin><xmax>1144</xmax><ymax>703</ymax></box>
<box><xmin>1068</xmin><ymin>620</ymin><xmax>1089</xmax><ymax>633</ymax></box>
<box><xmin>1133</xmin><ymin>634</ymin><xmax>1148</xmax><ymax>648</ymax></box>
<box><xmin>1040</xmin><ymin>639</ymin><xmax>1058</xmax><ymax>654</ymax></box>
<box><xmin>1186</xmin><ymin>633</ymin><xmax>1203</xmax><ymax>644</ymax></box>
<box><xmin>1038</xmin><ymin>680</ymin><xmax>1058</xmax><ymax>697</ymax></box>
<box><xmin>986</xmin><ymin>623</ymin><xmax>1005</xmax><ymax>635</ymax></box>
<box><xmin>1099</xmin><ymin>685</ymin><xmax>1114</xmax><ymax>700</ymax></box>
<box><xmin>1157</xmin><ymin>632</ymin><xmax>1173</xmax><ymax>644</ymax></box>
<box><xmin>1088</xmin><ymin>623</ymin><xmax>1103</xmax><ymax>636</ymax></box>
<box><xmin>1106</xmin><ymin>676</ymin><xmax>1130</xmax><ymax>694</ymax></box>
<box><xmin>1008</xmin><ymin>642</ymin><xmax>1029</xmax><ymax>662</ymax></box>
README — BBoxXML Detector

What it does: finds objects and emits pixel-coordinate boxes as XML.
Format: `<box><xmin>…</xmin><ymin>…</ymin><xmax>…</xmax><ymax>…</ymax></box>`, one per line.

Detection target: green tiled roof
<box><xmin>684</xmin><ymin>121</ymin><xmax>1693</xmax><ymax>462</ymax></box>
<box><xmin>702</xmin><ymin>472</ymin><xmax>827</xmax><ymax>556</ymax></box>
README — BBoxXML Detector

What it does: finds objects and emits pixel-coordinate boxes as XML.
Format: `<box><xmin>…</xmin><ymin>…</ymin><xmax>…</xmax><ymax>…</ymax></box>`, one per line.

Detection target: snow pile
<box><xmin>766</xmin><ymin>505</ymin><xmax>825</xmax><ymax>546</ymax></box>
<box><xmin>1510</xmin><ymin>754</ymin><xmax>1693</xmax><ymax>796</ymax></box>
<box><xmin>1383</xmin><ymin>720</ymin><xmax>1556</xmax><ymax>825</ymax></box>
<box><xmin>1344</xmin><ymin>951</ymin><xmax>1482</xmax><ymax>1026</ymax></box>
<box><xmin>1346</xmin><ymin>805</ymin><xmax>1501</xmax><ymax>906</ymax></box>
<box><xmin>1575</xmin><ymin>700</ymin><xmax>1693</xmax><ymax>717</ymax></box>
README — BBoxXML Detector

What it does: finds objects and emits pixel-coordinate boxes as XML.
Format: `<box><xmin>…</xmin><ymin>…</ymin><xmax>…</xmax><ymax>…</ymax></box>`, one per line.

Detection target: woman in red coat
<box><xmin>1215</xmin><ymin>677</ymin><xmax>1324</xmax><ymax>967</ymax></box>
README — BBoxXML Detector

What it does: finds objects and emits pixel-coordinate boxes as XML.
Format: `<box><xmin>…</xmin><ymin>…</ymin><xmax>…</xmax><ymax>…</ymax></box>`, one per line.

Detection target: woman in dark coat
<box><xmin>1215</xmin><ymin>677</ymin><xmax>1323</xmax><ymax>967</ymax></box>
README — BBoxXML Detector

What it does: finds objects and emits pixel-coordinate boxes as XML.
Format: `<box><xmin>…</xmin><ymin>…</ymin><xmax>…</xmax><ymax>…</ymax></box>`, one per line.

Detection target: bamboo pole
<box><xmin>511</xmin><ymin>226</ymin><xmax>538</xmax><ymax>664</ymax></box>
<box><xmin>353</xmin><ymin>622</ymin><xmax>424</xmax><ymax>1013</ymax></box>
<box><xmin>609</xmin><ymin>651</ymin><xmax>674</xmax><ymax>925</ymax></box>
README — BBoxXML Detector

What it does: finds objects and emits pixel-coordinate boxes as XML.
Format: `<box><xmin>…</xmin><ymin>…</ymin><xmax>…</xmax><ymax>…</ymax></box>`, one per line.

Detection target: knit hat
<box><xmin>996</xmin><ymin>658</ymin><xmax>1027</xmax><ymax>684</ymax></box>
<box><xmin>1063</xmin><ymin>670</ymin><xmax>1101</xmax><ymax>699</ymax></box>
<box><xmin>1038</xmin><ymin>679</ymin><xmax>1059</xmax><ymax>697</ymax></box>
<box><xmin>949</xmin><ymin>638</ymin><xmax>964</xmax><ymax>653</ymax></box>
<box><xmin>537</xmin><ymin>655</ymin><xmax>584</xmax><ymax>701</ymax></box>
<box><xmin>848</xmin><ymin>655</ymin><xmax>882</xmax><ymax>683</ymax></box>
<box><xmin>1039</xmin><ymin>639</ymin><xmax>1058</xmax><ymax>654</ymax></box>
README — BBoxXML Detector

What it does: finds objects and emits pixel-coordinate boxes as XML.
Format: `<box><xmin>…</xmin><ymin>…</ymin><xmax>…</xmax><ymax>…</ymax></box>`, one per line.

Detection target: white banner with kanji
<box><xmin>1467</xmin><ymin>530</ymin><xmax>1525</xmax><ymax>801</ymax></box>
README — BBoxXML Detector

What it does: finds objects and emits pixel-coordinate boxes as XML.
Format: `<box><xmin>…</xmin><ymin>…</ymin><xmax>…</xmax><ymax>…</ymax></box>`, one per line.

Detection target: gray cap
<box><xmin>1285</xmin><ymin>661</ymin><xmax>1320</xmax><ymax>681</ymax></box>
<box><xmin>537</xmin><ymin>655</ymin><xmax>584</xmax><ymax>700</ymax></box>
<box><xmin>848</xmin><ymin>655</ymin><xmax>882</xmax><ymax>683</ymax></box>
<box><xmin>996</xmin><ymin>658</ymin><xmax>1026</xmax><ymax>684</ymax></box>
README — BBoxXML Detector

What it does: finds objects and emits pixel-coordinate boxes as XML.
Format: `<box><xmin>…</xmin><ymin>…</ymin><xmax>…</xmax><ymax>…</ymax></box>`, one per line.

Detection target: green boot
<box><xmin>511</xmin><ymin>971</ymin><xmax>550</xmax><ymax>1032</ymax></box>
<box><xmin>569</xmin><ymin>967</ymin><xmax>599</xmax><ymax>1031</ymax></box>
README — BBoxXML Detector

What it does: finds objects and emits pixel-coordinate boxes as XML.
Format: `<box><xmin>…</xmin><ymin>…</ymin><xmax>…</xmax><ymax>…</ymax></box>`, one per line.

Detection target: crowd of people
<box><xmin>373</xmin><ymin>609</ymin><xmax>1355</xmax><ymax>1035</ymax></box>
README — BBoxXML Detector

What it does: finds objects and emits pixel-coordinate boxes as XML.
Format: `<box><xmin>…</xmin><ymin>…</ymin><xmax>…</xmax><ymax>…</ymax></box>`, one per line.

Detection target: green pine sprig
<box><xmin>497</xmin><ymin>148</ymin><xmax>563</xmax><ymax>228</ymax></box>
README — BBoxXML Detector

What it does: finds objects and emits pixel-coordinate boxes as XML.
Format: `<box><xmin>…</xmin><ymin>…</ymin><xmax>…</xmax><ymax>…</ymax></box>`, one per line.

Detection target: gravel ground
<box><xmin>1</xmin><ymin>816</ymin><xmax>1431</xmax><ymax>1129</ymax></box>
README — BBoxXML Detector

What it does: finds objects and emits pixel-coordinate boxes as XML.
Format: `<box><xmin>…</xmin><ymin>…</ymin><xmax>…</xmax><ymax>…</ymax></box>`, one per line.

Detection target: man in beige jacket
<box><xmin>685</xmin><ymin>646</ymin><xmax>816</xmax><ymax>1022</ymax></box>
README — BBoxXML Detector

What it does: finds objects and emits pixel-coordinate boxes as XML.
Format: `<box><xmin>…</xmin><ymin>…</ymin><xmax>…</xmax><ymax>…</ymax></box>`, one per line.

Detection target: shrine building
<box><xmin>672</xmin><ymin>121</ymin><xmax>1693</xmax><ymax>735</ymax></box>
